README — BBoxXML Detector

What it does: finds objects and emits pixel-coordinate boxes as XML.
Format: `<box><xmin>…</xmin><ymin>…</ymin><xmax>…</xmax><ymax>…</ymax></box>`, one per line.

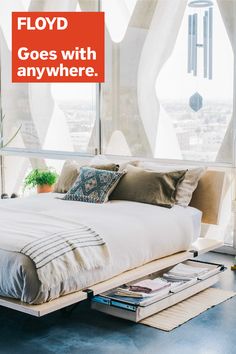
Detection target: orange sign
<box><xmin>12</xmin><ymin>12</ymin><xmax>104</xmax><ymax>82</ymax></box>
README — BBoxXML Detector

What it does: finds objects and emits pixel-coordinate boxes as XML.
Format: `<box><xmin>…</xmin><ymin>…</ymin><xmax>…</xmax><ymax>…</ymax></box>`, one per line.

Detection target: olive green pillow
<box><xmin>110</xmin><ymin>164</ymin><xmax>187</xmax><ymax>208</ymax></box>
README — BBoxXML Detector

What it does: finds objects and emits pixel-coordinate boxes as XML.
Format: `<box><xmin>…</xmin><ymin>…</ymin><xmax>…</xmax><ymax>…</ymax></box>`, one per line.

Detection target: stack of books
<box><xmin>163</xmin><ymin>263</ymin><xmax>209</xmax><ymax>281</ymax></box>
<box><xmin>103</xmin><ymin>263</ymin><xmax>210</xmax><ymax>306</ymax></box>
<box><xmin>107</xmin><ymin>278</ymin><xmax>171</xmax><ymax>306</ymax></box>
<box><xmin>161</xmin><ymin>263</ymin><xmax>209</xmax><ymax>292</ymax></box>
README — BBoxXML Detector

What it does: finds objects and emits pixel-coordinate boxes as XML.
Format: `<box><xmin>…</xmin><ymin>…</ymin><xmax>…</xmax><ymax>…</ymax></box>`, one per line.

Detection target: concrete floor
<box><xmin>0</xmin><ymin>253</ymin><xmax>235</xmax><ymax>354</ymax></box>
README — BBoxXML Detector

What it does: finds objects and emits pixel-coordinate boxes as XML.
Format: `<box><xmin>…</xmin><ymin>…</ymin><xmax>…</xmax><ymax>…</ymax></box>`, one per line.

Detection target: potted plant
<box><xmin>24</xmin><ymin>168</ymin><xmax>58</xmax><ymax>193</ymax></box>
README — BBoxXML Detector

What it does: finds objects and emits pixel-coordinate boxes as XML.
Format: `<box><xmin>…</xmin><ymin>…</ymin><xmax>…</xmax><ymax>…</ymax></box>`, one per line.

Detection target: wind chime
<box><xmin>187</xmin><ymin>0</ymin><xmax>213</xmax><ymax>112</ymax></box>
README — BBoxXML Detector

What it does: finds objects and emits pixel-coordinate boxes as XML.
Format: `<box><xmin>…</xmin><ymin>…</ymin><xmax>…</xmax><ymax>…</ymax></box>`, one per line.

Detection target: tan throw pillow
<box><xmin>110</xmin><ymin>164</ymin><xmax>187</xmax><ymax>208</ymax></box>
<box><xmin>54</xmin><ymin>160</ymin><xmax>119</xmax><ymax>193</ymax></box>
<box><xmin>137</xmin><ymin>162</ymin><xmax>206</xmax><ymax>207</ymax></box>
<box><xmin>175</xmin><ymin>167</ymin><xmax>206</xmax><ymax>207</ymax></box>
<box><xmin>90</xmin><ymin>163</ymin><xmax>119</xmax><ymax>171</ymax></box>
<box><xmin>54</xmin><ymin>161</ymin><xmax>81</xmax><ymax>193</ymax></box>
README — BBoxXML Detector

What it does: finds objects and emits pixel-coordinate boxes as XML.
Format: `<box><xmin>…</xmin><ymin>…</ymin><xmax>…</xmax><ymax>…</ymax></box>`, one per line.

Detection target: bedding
<box><xmin>184</xmin><ymin>206</ymin><xmax>202</xmax><ymax>241</ymax></box>
<box><xmin>0</xmin><ymin>193</ymin><xmax>198</xmax><ymax>304</ymax></box>
<box><xmin>0</xmin><ymin>207</ymin><xmax>110</xmax><ymax>291</ymax></box>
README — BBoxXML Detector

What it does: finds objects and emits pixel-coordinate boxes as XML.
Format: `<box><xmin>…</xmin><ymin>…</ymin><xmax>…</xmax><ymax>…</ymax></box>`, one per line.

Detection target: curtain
<box><xmin>101</xmin><ymin>0</ymin><xmax>187</xmax><ymax>157</ymax></box>
<box><xmin>216</xmin><ymin>0</ymin><xmax>236</xmax><ymax>163</ymax></box>
<box><xmin>137</xmin><ymin>0</ymin><xmax>187</xmax><ymax>155</ymax></box>
<box><xmin>0</xmin><ymin>0</ymin><xmax>79</xmax><ymax>193</ymax></box>
<box><xmin>201</xmin><ymin>1</ymin><xmax>235</xmax><ymax>245</ymax></box>
<box><xmin>0</xmin><ymin>0</ymin><xmax>45</xmax><ymax>193</ymax></box>
<box><xmin>101</xmin><ymin>0</ymin><xmax>156</xmax><ymax>156</ymax></box>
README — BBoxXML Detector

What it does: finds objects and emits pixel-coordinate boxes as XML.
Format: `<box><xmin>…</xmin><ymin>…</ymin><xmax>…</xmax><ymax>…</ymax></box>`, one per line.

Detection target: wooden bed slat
<box><xmin>191</xmin><ymin>238</ymin><xmax>223</xmax><ymax>254</ymax></box>
<box><xmin>0</xmin><ymin>290</ymin><xmax>87</xmax><ymax>317</ymax></box>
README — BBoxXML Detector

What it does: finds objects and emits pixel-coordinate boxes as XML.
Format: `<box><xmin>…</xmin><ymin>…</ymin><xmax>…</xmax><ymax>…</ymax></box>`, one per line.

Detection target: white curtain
<box><xmin>101</xmin><ymin>0</ymin><xmax>137</xmax><ymax>43</ymax></box>
<box><xmin>216</xmin><ymin>0</ymin><xmax>236</xmax><ymax>163</ymax></box>
<box><xmin>101</xmin><ymin>0</ymin><xmax>187</xmax><ymax>157</ymax></box>
<box><xmin>0</xmin><ymin>0</ymin><xmax>78</xmax><ymax>193</ymax></box>
<box><xmin>101</xmin><ymin>0</ymin><xmax>156</xmax><ymax>156</ymax></box>
<box><xmin>137</xmin><ymin>0</ymin><xmax>187</xmax><ymax>155</ymax></box>
<box><xmin>29</xmin><ymin>0</ymin><xmax>77</xmax><ymax>11</ymax></box>
<box><xmin>0</xmin><ymin>0</ymin><xmax>46</xmax><ymax>193</ymax></box>
<box><xmin>201</xmin><ymin>1</ymin><xmax>236</xmax><ymax>245</ymax></box>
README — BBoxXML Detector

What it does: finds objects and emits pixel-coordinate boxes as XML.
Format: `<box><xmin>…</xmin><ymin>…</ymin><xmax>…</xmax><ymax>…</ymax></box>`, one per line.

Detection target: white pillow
<box><xmin>137</xmin><ymin>161</ymin><xmax>206</xmax><ymax>207</ymax></box>
<box><xmin>118</xmin><ymin>160</ymin><xmax>139</xmax><ymax>171</ymax></box>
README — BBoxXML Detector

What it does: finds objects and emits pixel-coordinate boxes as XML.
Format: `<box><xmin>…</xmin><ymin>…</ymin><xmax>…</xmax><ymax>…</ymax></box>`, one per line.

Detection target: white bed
<box><xmin>0</xmin><ymin>193</ymin><xmax>201</xmax><ymax>304</ymax></box>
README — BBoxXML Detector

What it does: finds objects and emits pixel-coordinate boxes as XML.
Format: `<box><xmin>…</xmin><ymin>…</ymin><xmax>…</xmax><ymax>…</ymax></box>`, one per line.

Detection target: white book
<box><xmin>170</xmin><ymin>278</ymin><xmax>198</xmax><ymax>293</ymax></box>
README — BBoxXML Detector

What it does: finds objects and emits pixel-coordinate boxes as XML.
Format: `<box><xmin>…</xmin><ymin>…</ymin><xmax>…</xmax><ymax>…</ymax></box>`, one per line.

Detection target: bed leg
<box><xmin>60</xmin><ymin>303</ymin><xmax>80</xmax><ymax>317</ymax></box>
<box><xmin>83</xmin><ymin>288</ymin><xmax>94</xmax><ymax>300</ymax></box>
<box><xmin>60</xmin><ymin>288</ymin><xmax>94</xmax><ymax>317</ymax></box>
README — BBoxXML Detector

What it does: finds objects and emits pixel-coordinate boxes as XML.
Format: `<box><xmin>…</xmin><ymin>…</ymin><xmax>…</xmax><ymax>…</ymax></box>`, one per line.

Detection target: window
<box><xmin>2</xmin><ymin>155</ymin><xmax>65</xmax><ymax>197</ymax></box>
<box><xmin>1</xmin><ymin>0</ymin><xmax>234</xmax><ymax>163</ymax></box>
<box><xmin>101</xmin><ymin>0</ymin><xmax>157</xmax><ymax>157</ymax></box>
<box><xmin>0</xmin><ymin>0</ymin><xmax>98</xmax><ymax>156</ymax></box>
<box><xmin>156</xmin><ymin>0</ymin><xmax>234</xmax><ymax>162</ymax></box>
<box><xmin>101</xmin><ymin>0</ymin><xmax>235</xmax><ymax>164</ymax></box>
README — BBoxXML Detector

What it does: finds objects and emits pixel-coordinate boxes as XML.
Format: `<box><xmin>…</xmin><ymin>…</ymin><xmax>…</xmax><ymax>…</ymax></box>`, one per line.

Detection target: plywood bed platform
<box><xmin>0</xmin><ymin>238</ymin><xmax>223</xmax><ymax>317</ymax></box>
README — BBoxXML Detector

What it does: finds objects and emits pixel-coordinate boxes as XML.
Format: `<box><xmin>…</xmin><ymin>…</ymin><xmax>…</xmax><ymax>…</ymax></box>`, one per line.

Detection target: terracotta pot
<box><xmin>37</xmin><ymin>184</ymin><xmax>53</xmax><ymax>193</ymax></box>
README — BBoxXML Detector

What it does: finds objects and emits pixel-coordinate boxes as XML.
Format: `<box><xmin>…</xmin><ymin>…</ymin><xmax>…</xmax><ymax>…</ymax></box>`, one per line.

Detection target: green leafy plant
<box><xmin>24</xmin><ymin>169</ymin><xmax>58</xmax><ymax>189</ymax></box>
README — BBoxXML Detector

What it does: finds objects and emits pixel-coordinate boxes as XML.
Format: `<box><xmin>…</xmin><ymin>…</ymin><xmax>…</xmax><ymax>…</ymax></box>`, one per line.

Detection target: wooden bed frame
<box><xmin>0</xmin><ymin>170</ymin><xmax>225</xmax><ymax>317</ymax></box>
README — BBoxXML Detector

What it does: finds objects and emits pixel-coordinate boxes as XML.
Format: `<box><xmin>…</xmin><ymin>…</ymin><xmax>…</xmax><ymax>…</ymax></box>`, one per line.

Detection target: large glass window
<box><xmin>0</xmin><ymin>0</ymin><xmax>98</xmax><ymax>155</ymax></box>
<box><xmin>156</xmin><ymin>0</ymin><xmax>234</xmax><ymax>162</ymax></box>
<box><xmin>2</xmin><ymin>155</ymin><xmax>65</xmax><ymax>196</ymax></box>
<box><xmin>101</xmin><ymin>0</ymin><xmax>235</xmax><ymax>163</ymax></box>
<box><xmin>1</xmin><ymin>0</ymin><xmax>234</xmax><ymax>162</ymax></box>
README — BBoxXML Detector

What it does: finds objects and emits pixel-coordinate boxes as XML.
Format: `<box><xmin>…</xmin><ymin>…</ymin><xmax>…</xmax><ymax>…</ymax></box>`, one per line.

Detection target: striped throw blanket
<box><xmin>0</xmin><ymin>207</ymin><xmax>110</xmax><ymax>290</ymax></box>
<box><xmin>20</xmin><ymin>226</ymin><xmax>109</xmax><ymax>288</ymax></box>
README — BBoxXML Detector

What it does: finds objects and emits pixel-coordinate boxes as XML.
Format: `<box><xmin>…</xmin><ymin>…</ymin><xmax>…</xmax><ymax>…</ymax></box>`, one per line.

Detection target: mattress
<box><xmin>185</xmin><ymin>206</ymin><xmax>202</xmax><ymax>241</ymax></box>
<box><xmin>0</xmin><ymin>193</ymin><xmax>201</xmax><ymax>304</ymax></box>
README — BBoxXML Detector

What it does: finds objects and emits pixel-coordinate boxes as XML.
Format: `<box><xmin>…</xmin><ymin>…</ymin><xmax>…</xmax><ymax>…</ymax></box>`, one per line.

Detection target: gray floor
<box><xmin>0</xmin><ymin>253</ymin><xmax>235</xmax><ymax>354</ymax></box>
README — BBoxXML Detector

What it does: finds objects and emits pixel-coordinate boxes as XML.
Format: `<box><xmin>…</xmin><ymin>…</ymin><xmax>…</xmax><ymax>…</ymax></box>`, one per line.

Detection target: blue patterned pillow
<box><xmin>63</xmin><ymin>167</ymin><xmax>125</xmax><ymax>203</ymax></box>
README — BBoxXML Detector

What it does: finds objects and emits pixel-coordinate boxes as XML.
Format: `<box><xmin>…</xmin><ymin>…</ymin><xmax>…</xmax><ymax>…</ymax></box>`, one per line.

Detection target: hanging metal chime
<box><xmin>187</xmin><ymin>0</ymin><xmax>213</xmax><ymax>111</ymax></box>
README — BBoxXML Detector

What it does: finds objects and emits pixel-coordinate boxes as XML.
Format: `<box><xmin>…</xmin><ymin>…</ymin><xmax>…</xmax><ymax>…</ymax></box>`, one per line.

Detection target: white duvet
<box><xmin>0</xmin><ymin>193</ymin><xmax>198</xmax><ymax>302</ymax></box>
